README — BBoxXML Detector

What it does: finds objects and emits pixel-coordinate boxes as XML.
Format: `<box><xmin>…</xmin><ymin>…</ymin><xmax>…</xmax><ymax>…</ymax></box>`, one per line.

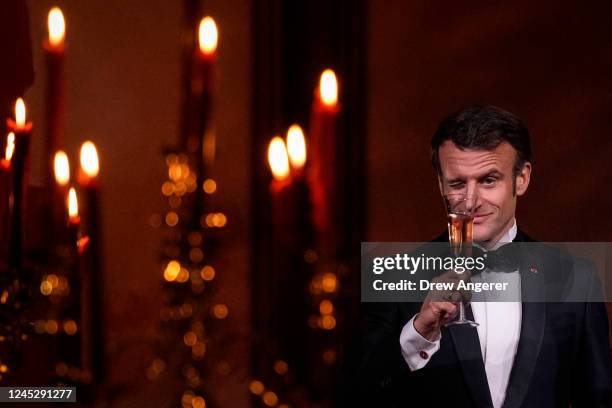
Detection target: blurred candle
<box><xmin>13</xmin><ymin>99</ymin><xmax>27</xmax><ymax>130</ymax></box>
<box><xmin>194</xmin><ymin>16</ymin><xmax>218</xmax><ymax>161</ymax></box>
<box><xmin>65</xmin><ymin>186</ymin><xmax>85</xmax><ymax>380</ymax></box>
<box><xmin>319</xmin><ymin>70</ymin><xmax>338</xmax><ymax>107</ymax></box>
<box><xmin>308</xmin><ymin>69</ymin><xmax>340</xmax><ymax>252</ymax></box>
<box><xmin>54</xmin><ymin>151</ymin><xmax>70</xmax><ymax>187</ymax></box>
<box><xmin>67</xmin><ymin>187</ymin><xmax>79</xmax><ymax>226</ymax></box>
<box><xmin>286</xmin><ymin>124</ymin><xmax>307</xmax><ymax>175</ymax></box>
<box><xmin>268</xmin><ymin>136</ymin><xmax>292</xmax><ymax>248</ymax></box>
<box><xmin>0</xmin><ymin>133</ymin><xmax>14</xmax><ymax>268</ymax></box>
<box><xmin>198</xmin><ymin>17</ymin><xmax>218</xmax><ymax>58</ymax></box>
<box><xmin>284</xmin><ymin>125</ymin><xmax>312</xmax><ymax>250</ymax></box>
<box><xmin>53</xmin><ymin>150</ymin><xmax>70</xmax><ymax>242</ymax></box>
<box><xmin>78</xmin><ymin>142</ymin><xmax>99</xmax><ymax>187</ymax></box>
<box><xmin>268</xmin><ymin>133</ymin><xmax>313</xmax><ymax>334</ymax></box>
<box><xmin>189</xmin><ymin>16</ymin><xmax>218</xmax><ymax>223</ymax></box>
<box><xmin>268</xmin><ymin>136</ymin><xmax>290</xmax><ymax>184</ymax></box>
<box><xmin>44</xmin><ymin>7</ymin><xmax>66</xmax><ymax>187</ymax></box>
<box><xmin>48</xmin><ymin>7</ymin><xmax>66</xmax><ymax>49</ymax></box>
<box><xmin>195</xmin><ymin>16</ymin><xmax>218</xmax><ymax>163</ymax></box>
<box><xmin>78</xmin><ymin>141</ymin><xmax>100</xmax><ymax>250</ymax></box>
<box><xmin>77</xmin><ymin>140</ymin><xmax>104</xmax><ymax>382</ymax></box>
<box><xmin>5</xmin><ymin>133</ymin><xmax>15</xmax><ymax>162</ymax></box>
<box><xmin>6</xmin><ymin>98</ymin><xmax>33</xmax><ymax>269</ymax></box>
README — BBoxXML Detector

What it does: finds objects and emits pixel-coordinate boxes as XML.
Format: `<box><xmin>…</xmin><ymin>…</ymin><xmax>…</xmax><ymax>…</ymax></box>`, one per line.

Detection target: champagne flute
<box><xmin>443</xmin><ymin>193</ymin><xmax>478</xmax><ymax>327</ymax></box>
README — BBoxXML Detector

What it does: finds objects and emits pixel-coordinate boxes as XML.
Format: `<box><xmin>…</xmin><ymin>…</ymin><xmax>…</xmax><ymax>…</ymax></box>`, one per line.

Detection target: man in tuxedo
<box><xmin>343</xmin><ymin>105</ymin><xmax>612</xmax><ymax>407</ymax></box>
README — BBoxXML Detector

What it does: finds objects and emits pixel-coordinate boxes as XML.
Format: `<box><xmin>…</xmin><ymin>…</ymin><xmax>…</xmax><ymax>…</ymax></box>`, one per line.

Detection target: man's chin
<box><xmin>472</xmin><ymin>226</ymin><xmax>493</xmax><ymax>245</ymax></box>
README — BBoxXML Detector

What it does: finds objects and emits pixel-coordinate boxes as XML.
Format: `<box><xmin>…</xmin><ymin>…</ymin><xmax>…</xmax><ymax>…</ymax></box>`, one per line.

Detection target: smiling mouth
<box><xmin>473</xmin><ymin>214</ymin><xmax>492</xmax><ymax>224</ymax></box>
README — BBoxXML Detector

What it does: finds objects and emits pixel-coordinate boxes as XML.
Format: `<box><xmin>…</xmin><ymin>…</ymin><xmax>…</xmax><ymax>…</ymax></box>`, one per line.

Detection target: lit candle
<box><xmin>7</xmin><ymin>98</ymin><xmax>31</xmax><ymax>133</ymax></box>
<box><xmin>53</xmin><ymin>150</ymin><xmax>70</xmax><ymax>242</ymax></box>
<box><xmin>195</xmin><ymin>16</ymin><xmax>218</xmax><ymax>162</ymax></box>
<box><xmin>268</xmin><ymin>134</ymin><xmax>313</xmax><ymax>337</ymax></box>
<box><xmin>286</xmin><ymin>124</ymin><xmax>307</xmax><ymax>177</ymax></box>
<box><xmin>54</xmin><ymin>151</ymin><xmax>70</xmax><ymax>187</ymax></box>
<box><xmin>198</xmin><ymin>17</ymin><xmax>218</xmax><ymax>59</ymax></box>
<box><xmin>77</xmin><ymin>140</ymin><xmax>104</xmax><ymax>382</ymax></box>
<box><xmin>44</xmin><ymin>7</ymin><xmax>66</xmax><ymax>184</ymax></box>
<box><xmin>194</xmin><ymin>17</ymin><xmax>218</xmax><ymax>159</ymax></box>
<box><xmin>78</xmin><ymin>141</ymin><xmax>100</xmax><ymax>264</ymax></box>
<box><xmin>67</xmin><ymin>187</ymin><xmax>79</xmax><ymax>226</ymax></box>
<box><xmin>47</xmin><ymin>7</ymin><xmax>66</xmax><ymax>49</ymax></box>
<box><xmin>319</xmin><ymin>70</ymin><xmax>338</xmax><ymax>108</ymax></box>
<box><xmin>65</xmin><ymin>180</ymin><xmax>95</xmax><ymax>380</ymax></box>
<box><xmin>268</xmin><ymin>136</ymin><xmax>290</xmax><ymax>186</ymax></box>
<box><xmin>268</xmin><ymin>136</ymin><xmax>307</xmax><ymax>250</ymax></box>
<box><xmin>0</xmin><ymin>133</ymin><xmax>14</xmax><ymax>268</ymax></box>
<box><xmin>268</xmin><ymin>136</ymin><xmax>292</xmax><ymax>250</ymax></box>
<box><xmin>4</xmin><ymin>133</ymin><xmax>15</xmax><ymax>164</ymax></box>
<box><xmin>64</xmin><ymin>181</ymin><xmax>95</xmax><ymax>382</ymax></box>
<box><xmin>284</xmin><ymin>124</ymin><xmax>312</xmax><ymax>249</ymax></box>
<box><xmin>78</xmin><ymin>141</ymin><xmax>99</xmax><ymax>187</ymax></box>
<box><xmin>308</xmin><ymin>69</ymin><xmax>340</xmax><ymax>252</ymax></box>
<box><xmin>268</xmin><ymin>136</ymin><xmax>290</xmax><ymax>210</ymax></box>
<box><xmin>189</xmin><ymin>16</ymin><xmax>218</xmax><ymax>223</ymax></box>
<box><xmin>6</xmin><ymin>98</ymin><xmax>33</xmax><ymax>269</ymax></box>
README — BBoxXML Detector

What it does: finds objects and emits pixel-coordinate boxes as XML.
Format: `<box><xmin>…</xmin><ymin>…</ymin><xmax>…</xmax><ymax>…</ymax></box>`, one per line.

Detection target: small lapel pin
<box><xmin>529</xmin><ymin>266</ymin><xmax>538</xmax><ymax>274</ymax></box>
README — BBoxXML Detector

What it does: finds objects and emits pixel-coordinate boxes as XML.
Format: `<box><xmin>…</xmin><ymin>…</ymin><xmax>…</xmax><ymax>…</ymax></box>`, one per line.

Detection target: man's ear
<box><xmin>515</xmin><ymin>162</ymin><xmax>532</xmax><ymax>196</ymax></box>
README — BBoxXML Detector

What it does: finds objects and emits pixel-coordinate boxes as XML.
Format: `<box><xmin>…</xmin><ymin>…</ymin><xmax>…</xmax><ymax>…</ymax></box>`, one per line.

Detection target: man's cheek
<box><xmin>485</xmin><ymin>192</ymin><xmax>508</xmax><ymax>213</ymax></box>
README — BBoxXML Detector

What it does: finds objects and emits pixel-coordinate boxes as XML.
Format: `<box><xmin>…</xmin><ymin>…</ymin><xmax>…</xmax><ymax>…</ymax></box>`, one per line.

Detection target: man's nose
<box><xmin>465</xmin><ymin>183</ymin><xmax>481</xmax><ymax>211</ymax></box>
<box><xmin>465</xmin><ymin>182</ymin><xmax>478</xmax><ymax>198</ymax></box>
<box><xmin>465</xmin><ymin>180</ymin><xmax>477</xmax><ymax>196</ymax></box>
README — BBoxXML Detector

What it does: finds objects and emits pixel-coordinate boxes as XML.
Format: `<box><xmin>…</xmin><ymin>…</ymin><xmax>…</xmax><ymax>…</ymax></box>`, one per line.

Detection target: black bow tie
<box><xmin>472</xmin><ymin>243</ymin><xmax>521</xmax><ymax>273</ymax></box>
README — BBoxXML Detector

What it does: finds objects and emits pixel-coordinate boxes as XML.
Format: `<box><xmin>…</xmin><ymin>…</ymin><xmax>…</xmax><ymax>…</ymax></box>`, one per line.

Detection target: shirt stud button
<box><xmin>419</xmin><ymin>351</ymin><xmax>429</xmax><ymax>359</ymax></box>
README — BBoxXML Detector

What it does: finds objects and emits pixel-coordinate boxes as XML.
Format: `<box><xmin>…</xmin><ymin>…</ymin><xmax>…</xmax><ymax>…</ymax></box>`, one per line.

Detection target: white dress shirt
<box><xmin>400</xmin><ymin>219</ymin><xmax>521</xmax><ymax>408</ymax></box>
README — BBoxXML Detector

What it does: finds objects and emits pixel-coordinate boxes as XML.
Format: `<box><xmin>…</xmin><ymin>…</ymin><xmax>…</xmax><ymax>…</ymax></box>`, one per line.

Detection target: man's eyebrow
<box><xmin>444</xmin><ymin>170</ymin><xmax>502</xmax><ymax>183</ymax></box>
<box><xmin>478</xmin><ymin>169</ymin><xmax>502</xmax><ymax>178</ymax></box>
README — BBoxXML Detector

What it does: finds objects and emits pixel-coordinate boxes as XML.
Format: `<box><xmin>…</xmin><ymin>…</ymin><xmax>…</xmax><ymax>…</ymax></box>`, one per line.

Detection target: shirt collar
<box><xmin>490</xmin><ymin>218</ymin><xmax>517</xmax><ymax>250</ymax></box>
<box><xmin>474</xmin><ymin>218</ymin><xmax>517</xmax><ymax>251</ymax></box>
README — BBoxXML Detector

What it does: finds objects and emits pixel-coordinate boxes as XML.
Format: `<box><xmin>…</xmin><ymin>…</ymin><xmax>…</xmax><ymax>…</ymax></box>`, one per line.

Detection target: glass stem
<box><xmin>459</xmin><ymin>302</ymin><xmax>466</xmax><ymax>321</ymax></box>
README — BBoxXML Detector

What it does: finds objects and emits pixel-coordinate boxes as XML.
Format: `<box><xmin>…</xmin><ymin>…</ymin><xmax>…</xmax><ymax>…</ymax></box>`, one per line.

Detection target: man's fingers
<box><xmin>429</xmin><ymin>289</ymin><xmax>470</xmax><ymax>303</ymax></box>
<box><xmin>431</xmin><ymin>301</ymin><xmax>458</xmax><ymax>316</ymax></box>
<box><xmin>430</xmin><ymin>301</ymin><xmax>459</xmax><ymax>324</ymax></box>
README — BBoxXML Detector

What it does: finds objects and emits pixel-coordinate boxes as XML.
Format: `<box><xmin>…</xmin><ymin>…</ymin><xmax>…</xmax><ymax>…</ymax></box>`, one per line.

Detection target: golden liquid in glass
<box><xmin>447</xmin><ymin>213</ymin><xmax>474</xmax><ymax>256</ymax></box>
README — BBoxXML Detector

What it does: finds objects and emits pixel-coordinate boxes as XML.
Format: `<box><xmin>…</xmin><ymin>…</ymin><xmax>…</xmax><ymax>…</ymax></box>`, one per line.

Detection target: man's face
<box><xmin>437</xmin><ymin>140</ymin><xmax>531</xmax><ymax>246</ymax></box>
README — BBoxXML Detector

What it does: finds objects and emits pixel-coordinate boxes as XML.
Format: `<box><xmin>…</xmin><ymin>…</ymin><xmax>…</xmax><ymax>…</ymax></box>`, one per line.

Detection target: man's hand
<box><xmin>413</xmin><ymin>270</ymin><xmax>470</xmax><ymax>341</ymax></box>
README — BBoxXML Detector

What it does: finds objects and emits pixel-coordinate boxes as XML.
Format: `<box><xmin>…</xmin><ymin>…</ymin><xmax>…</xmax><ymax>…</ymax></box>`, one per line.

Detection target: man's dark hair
<box><xmin>431</xmin><ymin>105</ymin><xmax>533</xmax><ymax>181</ymax></box>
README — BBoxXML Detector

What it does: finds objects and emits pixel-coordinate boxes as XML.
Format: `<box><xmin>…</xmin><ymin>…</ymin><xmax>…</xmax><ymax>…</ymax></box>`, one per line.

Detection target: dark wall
<box><xmin>0</xmin><ymin>1</ymin><xmax>33</xmax><ymax>136</ymax></box>
<box><xmin>367</xmin><ymin>0</ymin><xmax>612</xmax><ymax>242</ymax></box>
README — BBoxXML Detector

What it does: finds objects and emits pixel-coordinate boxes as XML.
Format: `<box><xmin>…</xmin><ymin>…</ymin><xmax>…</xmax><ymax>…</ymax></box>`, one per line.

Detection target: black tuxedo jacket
<box><xmin>341</xmin><ymin>229</ymin><xmax>612</xmax><ymax>407</ymax></box>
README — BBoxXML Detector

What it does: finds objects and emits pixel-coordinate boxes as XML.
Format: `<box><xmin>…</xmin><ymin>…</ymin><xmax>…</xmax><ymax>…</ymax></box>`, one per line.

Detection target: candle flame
<box><xmin>267</xmin><ymin>137</ymin><xmax>290</xmax><ymax>181</ymax></box>
<box><xmin>15</xmin><ymin>98</ymin><xmax>26</xmax><ymax>127</ymax></box>
<box><xmin>48</xmin><ymin>7</ymin><xmax>66</xmax><ymax>47</ymax></box>
<box><xmin>54</xmin><ymin>151</ymin><xmax>70</xmax><ymax>186</ymax></box>
<box><xmin>68</xmin><ymin>187</ymin><xmax>78</xmax><ymax>218</ymax></box>
<box><xmin>286</xmin><ymin>124</ymin><xmax>306</xmax><ymax>169</ymax></box>
<box><xmin>5</xmin><ymin>133</ymin><xmax>15</xmax><ymax>161</ymax></box>
<box><xmin>80</xmin><ymin>141</ymin><xmax>99</xmax><ymax>177</ymax></box>
<box><xmin>319</xmin><ymin>69</ymin><xmax>338</xmax><ymax>107</ymax></box>
<box><xmin>77</xmin><ymin>235</ymin><xmax>90</xmax><ymax>254</ymax></box>
<box><xmin>198</xmin><ymin>17</ymin><xmax>218</xmax><ymax>55</ymax></box>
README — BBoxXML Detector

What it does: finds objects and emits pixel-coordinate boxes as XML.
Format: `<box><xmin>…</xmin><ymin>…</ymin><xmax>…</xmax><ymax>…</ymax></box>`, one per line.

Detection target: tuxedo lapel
<box><xmin>433</xmin><ymin>229</ymin><xmax>493</xmax><ymax>406</ymax></box>
<box><xmin>502</xmin><ymin>237</ymin><xmax>546</xmax><ymax>408</ymax></box>
<box><xmin>449</xmin><ymin>323</ymin><xmax>494</xmax><ymax>407</ymax></box>
<box><xmin>436</xmin><ymin>227</ymin><xmax>546</xmax><ymax>408</ymax></box>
